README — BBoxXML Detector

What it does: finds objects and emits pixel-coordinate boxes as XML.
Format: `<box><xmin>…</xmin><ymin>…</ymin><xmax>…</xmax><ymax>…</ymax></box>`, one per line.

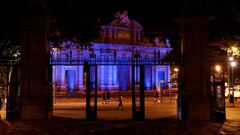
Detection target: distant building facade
<box><xmin>50</xmin><ymin>11</ymin><xmax>172</xmax><ymax>92</ymax></box>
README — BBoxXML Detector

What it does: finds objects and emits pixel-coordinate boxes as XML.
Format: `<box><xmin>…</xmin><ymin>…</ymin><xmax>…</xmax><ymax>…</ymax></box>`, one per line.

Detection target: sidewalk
<box><xmin>0</xmin><ymin>117</ymin><xmax>226</xmax><ymax>135</ymax></box>
<box><xmin>217</xmin><ymin>99</ymin><xmax>240</xmax><ymax>135</ymax></box>
<box><xmin>217</xmin><ymin>120</ymin><xmax>240</xmax><ymax>135</ymax></box>
<box><xmin>0</xmin><ymin>98</ymin><xmax>239</xmax><ymax>134</ymax></box>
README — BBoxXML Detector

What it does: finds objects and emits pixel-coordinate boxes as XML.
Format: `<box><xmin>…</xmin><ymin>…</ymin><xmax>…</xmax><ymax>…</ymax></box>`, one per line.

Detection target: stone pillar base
<box><xmin>21</xmin><ymin>97</ymin><xmax>50</xmax><ymax>120</ymax></box>
<box><xmin>187</xmin><ymin>96</ymin><xmax>210</xmax><ymax>120</ymax></box>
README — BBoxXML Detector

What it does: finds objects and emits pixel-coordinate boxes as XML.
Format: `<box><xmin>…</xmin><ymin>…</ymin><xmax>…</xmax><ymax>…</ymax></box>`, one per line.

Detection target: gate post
<box><xmin>176</xmin><ymin>17</ymin><xmax>211</xmax><ymax>120</ymax></box>
<box><xmin>132</xmin><ymin>65</ymin><xmax>136</xmax><ymax>120</ymax></box>
<box><xmin>132</xmin><ymin>64</ymin><xmax>145</xmax><ymax>120</ymax></box>
<box><xmin>20</xmin><ymin>17</ymin><xmax>53</xmax><ymax>120</ymax></box>
<box><xmin>94</xmin><ymin>64</ymin><xmax>98</xmax><ymax>118</ymax></box>
<box><xmin>84</xmin><ymin>61</ymin><xmax>97</xmax><ymax>120</ymax></box>
<box><xmin>84</xmin><ymin>61</ymin><xmax>91</xmax><ymax>120</ymax></box>
<box><xmin>139</xmin><ymin>65</ymin><xmax>145</xmax><ymax>120</ymax></box>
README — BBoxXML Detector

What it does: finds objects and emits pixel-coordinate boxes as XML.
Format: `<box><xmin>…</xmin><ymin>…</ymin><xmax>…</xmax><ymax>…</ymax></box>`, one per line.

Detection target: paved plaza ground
<box><xmin>0</xmin><ymin>92</ymin><xmax>240</xmax><ymax>134</ymax></box>
<box><xmin>53</xmin><ymin>95</ymin><xmax>177</xmax><ymax>120</ymax></box>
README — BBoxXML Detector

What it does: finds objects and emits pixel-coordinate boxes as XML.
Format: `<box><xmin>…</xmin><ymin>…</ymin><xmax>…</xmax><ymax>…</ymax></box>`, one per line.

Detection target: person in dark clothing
<box><xmin>154</xmin><ymin>89</ymin><xmax>159</xmax><ymax>102</ymax></box>
<box><xmin>116</xmin><ymin>94</ymin><xmax>124</xmax><ymax>110</ymax></box>
<box><xmin>102</xmin><ymin>90</ymin><xmax>107</xmax><ymax>104</ymax></box>
<box><xmin>106</xmin><ymin>90</ymin><xmax>110</xmax><ymax>104</ymax></box>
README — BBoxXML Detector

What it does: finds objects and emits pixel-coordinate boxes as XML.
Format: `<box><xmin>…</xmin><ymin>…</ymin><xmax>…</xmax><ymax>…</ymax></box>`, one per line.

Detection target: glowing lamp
<box><xmin>232</xmin><ymin>47</ymin><xmax>238</xmax><ymax>53</ymax></box>
<box><xmin>231</xmin><ymin>61</ymin><xmax>237</xmax><ymax>67</ymax></box>
<box><xmin>215</xmin><ymin>65</ymin><xmax>221</xmax><ymax>72</ymax></box>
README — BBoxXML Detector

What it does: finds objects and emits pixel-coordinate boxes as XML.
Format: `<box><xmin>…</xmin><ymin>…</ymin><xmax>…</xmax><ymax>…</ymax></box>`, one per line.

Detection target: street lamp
<box><xmin>231</xmin><ymin>61</ymin><xmax>236</xmax><ymax>67</ymax></box>
<box><xmin>215</xmin><ymin>65</ymin><xmax>221</xmax><ymax>72</ymax></box>
<box><xmin>230</xmin><ymin>61</ymin><xmax>237</xmax><ymax>107</ymax></box>
<box><xmin>172</xmin><ymin>67</ymin><xmax>179</xmax><ymax>88</ymax></box>
<box><xmin>223</xmin><ymin>45</ymin><xmax>240</xmax><ymax>106</ymax></box>
<box><xmin>228</xmin><ymin>57</ymin><xmax>234</xmax><ymax>89</ymax></box>
<box><xmin>174</xmin><ymin>68</ymin><xmax>179</xmax><ymax>72</ymax></box>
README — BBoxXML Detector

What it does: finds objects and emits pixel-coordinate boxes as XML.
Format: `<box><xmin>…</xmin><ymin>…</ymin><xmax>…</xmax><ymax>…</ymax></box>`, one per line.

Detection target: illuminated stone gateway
<box><xmin>50</xmin><ymin>12</ymin><xmax>172</xmax><ymax>92</ymax></box>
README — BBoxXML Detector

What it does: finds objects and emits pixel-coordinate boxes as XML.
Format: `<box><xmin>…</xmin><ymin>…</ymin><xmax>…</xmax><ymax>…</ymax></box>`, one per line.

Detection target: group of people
<box><xmin>102</xmin><ymin>90</ymin><xmax>124</xmax><ymax>110</ymax></box>
<box><xmin>102</xmin><ymin>90</ymin><xmax>110</xmax><ymax>104</ymax></box>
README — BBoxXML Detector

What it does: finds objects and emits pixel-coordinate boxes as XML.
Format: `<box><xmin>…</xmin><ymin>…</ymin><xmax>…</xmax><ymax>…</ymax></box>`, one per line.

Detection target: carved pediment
<box><xmin>110</xmin><ymin>19</ymin><xmax>142</xmax><ymax>29</ymax></box>
<box><xmin>109</xmin><ymin>10</ymin><xmax>142</xmax><ymax>30</ymax></box>
<box><xmin>99</xmin><ymin>11</ymin><xmax>142</xmax><ymax>45</ymax></box>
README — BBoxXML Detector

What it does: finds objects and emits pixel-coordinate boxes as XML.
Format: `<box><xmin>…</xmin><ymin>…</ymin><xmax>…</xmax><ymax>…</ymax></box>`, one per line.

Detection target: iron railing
<box><xmin>49</xmin><ymin>56</ymin><xmax>174</xmax><ymax>65</ymax></box>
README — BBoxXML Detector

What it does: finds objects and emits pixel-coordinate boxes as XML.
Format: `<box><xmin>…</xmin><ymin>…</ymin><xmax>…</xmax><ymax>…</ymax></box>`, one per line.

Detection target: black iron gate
<box><xmin>210</xmin><ymin>68</ymin><xmax>225</xmax><ymax>120</ymax></box>
<box><xmin>50</xmin><ymin>56</ymin><xmax>180</xmax><ymax>121</ymax></box>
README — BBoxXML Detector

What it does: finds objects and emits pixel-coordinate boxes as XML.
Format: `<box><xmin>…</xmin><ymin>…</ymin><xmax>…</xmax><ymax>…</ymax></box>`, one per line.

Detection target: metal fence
<box><xmin>50</xmin><ymin>56</ymin><xmax>173</xmax><ymax>65</ymax></box>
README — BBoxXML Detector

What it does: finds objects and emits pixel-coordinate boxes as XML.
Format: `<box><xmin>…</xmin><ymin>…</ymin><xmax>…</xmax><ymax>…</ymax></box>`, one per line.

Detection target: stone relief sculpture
<box><xmin>114</xmin><ymin>10</ymin><xmax>130</xmax><ymax>25</ymax></box>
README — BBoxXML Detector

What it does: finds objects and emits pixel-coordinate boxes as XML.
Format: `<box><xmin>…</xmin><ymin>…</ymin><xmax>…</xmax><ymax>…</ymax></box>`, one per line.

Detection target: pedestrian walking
<box><xmin>154</xmin><ymin>89</ymin><xmax>159</xmax><ymax>102</ymax></box>
<box><xmin>116</xmin><ymin>94</ymin><xmax>124</xmax><ymax>110</ymax></box>
<box><xmin>106</xmin><ymin>90</ymin><xmax>110</xmax><ymax>104</ymax></box>
<box><xmin>102</xmin><ymin>90</ymin><xmax>107</xmax><ymax>104</ymax></box>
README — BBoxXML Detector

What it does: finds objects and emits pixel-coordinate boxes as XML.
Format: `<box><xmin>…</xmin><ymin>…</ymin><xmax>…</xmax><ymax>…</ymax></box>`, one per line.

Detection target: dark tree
<box><xmin>0</xmin><ymin>17</ymin><xmax>21</xmax><ymax>60</ymax></box>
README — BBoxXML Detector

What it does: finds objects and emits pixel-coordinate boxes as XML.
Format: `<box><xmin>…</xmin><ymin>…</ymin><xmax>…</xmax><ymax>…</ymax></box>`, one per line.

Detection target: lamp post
<box><xmin>174</xmin><ymin>67</ymin><xmax>179</xmax><ymax>88</ymax></box>
<box><xmin>228</xmin><ymin>57</ymin><xmax>233</xmax><ymax>89</ymax></box>
<box><xmin>231</xmin><ymin>61</ymin><xmax>236</xmax><ymax>86</ymax></box>
<box><xmin>224</xmin><ymin>45</ymin><xmax>239</xmax><ymax>106</ymax></box>
<box><xmin>230</xmin><ymin>61</ymin><xmax>236</xmax><ymax>107</ymax></box>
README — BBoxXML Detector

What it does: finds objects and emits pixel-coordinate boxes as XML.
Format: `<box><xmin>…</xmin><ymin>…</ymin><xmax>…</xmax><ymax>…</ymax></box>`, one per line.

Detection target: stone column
<box><xmin>178</xmin><ymin>17</ymin><xmax>211</xmax><ymax>120</ymax></box>
<box><xmin>167</xmin><ymin>66</ymin><xmax>171</xmax><ymax>88</ymax></box>
<box><xmin>101</xmin><ymin>65</ymin><xmax>104</xmax><ymax>85</ymax></box>
<box><xmin>20</xmin><ymin>17</ymin><xmax>53</xmax><ymax>119</ymax></box>
<box><xmin>79</xmin><ymin>66</ymin><xmax>83</xmax><ymax>85</ymax></box>
<box><xmin>108</xmin><ymin>65</ymin><xmax>112</xmax><ymax>85</ymax></box>
<box><xmin>60</xmin><ymin>66</ymin><xmax>66</xmax><ymax>90</ymax></box>
<box><xmin>113</xmin><ymin>65</ymin><xmax>117</xmax><ymax>85</ymax></box>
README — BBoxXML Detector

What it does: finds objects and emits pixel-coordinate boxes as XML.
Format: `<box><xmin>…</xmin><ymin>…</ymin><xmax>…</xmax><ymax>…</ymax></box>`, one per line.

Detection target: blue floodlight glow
<box><xmin>67</xmin><ymin>69</ymin><xmax>75</xmax><ymax>92</ymax></box>
<box><xmin>50</xmin><ymin>15</ymin><xmax>172</xmax><ymax>92</ymax></box>
<box><xmin>158</xmin><ymin>71</ymin><xmax>166</xmax><ymax>88</ymax></box>
<box><xmin>52</xmin><ymin>58</ymin><xmax>170</xmax><ymax>92</ymax></box>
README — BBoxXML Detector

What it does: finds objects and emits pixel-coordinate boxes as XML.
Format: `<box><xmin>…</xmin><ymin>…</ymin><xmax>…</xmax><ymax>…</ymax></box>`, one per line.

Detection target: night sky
<box><xmin>0</xmin><ymin>0</ymin><xmax>234</xmax><ymax>27</ymax></box>
<box><xmin>41</xmin><ymin>0</ymin><xmax>233</xmax><ymax>27</ymax></box>
<box><xmin>0</xmin><ymin>0</ymin><xmax>239</xmax><ymax>46</ymax></box>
